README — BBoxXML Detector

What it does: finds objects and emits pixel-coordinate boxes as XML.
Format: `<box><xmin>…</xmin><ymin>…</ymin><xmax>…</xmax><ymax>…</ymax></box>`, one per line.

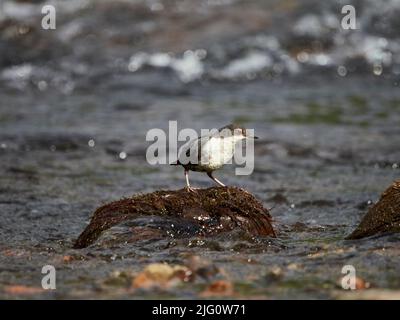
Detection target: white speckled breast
<box><xmin>178</xmin><ymin>135</ymin><xmax>244</xmax><ymax>172</ymax></box>
<box><xmin>200</xmin><ymin>136</ymin><xmax>236</xmax><ymax>170</ymax></box>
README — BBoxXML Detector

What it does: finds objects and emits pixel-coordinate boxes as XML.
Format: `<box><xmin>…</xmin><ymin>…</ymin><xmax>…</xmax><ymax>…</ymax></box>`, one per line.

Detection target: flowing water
<box><xmin>0</xmin><ymin>0</ymin><xmax>400</xmax><ymax>299</ymax></box>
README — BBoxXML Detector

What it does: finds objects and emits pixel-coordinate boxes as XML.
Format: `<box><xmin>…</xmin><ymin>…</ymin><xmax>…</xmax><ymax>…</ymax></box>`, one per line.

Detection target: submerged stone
<box><xmin>73</xmin><ymin>186</ymin><xmax>276</xmax><ymax>248</ymax></box>
<box><xmin>132</xmin><ymin>263</ymin><xmax>191</xmax><ymax>289</ymax></box>
<box><xmin>347</xmin><ymin>180</ymin><xmax>400</xmax><ymax>240</ymax></box>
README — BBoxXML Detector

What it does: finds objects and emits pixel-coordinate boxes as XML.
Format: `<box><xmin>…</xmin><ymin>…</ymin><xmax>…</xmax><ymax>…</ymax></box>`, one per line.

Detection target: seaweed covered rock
<box><xmin>74</xmin><ymin>186</ymin><xmax>276</xmax><ymax>248</ymax></box>
<box><xmin>347</xmin><ymin>180</ymin><xmax>400</xmax><ymax>240</ymax></box>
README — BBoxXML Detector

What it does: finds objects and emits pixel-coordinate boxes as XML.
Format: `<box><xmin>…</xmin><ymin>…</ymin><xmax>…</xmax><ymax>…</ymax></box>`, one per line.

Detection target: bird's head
<box><xmin>218</xmin><ymin>123</ymin><xmax>259</xmax><ymax>140</ymax></box>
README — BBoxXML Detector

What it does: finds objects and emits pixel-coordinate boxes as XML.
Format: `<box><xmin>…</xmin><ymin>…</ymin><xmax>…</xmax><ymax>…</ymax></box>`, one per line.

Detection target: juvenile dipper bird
<box><xmin>172</xmin><ymin>124</ymin><xmax>258</xmax><ymax>192</ymax></box>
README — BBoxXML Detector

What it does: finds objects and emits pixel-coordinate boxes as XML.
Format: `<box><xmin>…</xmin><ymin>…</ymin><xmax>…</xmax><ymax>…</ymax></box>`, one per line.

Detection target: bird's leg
<box><xmin>184</xmin><ymin>169</ymin><xmax>197</xmax><ymax>192</ymax></box>
<box><xmin>207</xmin><ymin>172</ymin><xmax>226</xmax><ymax>187</ymax></box>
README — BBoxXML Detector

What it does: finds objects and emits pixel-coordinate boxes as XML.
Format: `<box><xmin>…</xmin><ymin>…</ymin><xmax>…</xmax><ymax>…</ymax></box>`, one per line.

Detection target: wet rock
<box><xmin>336</xmin><ymin>276</ymin><xmax>371</xmax><ymax>291</ymax></box>
<box><xmin>199</xmin><ymin>280</ymin><xmax>234</xmax><ymax>298</ymax></box>
<box><xmin>0</xmin><ymin>19</ymin><xmax>69</xmax><ymax>69</ymax></box>
<box><xmin>264</xmin><ymin>266</ymin><xmax>284</xmax><ymax>283</ymax></box>
<box><xmin>73</xmin><ymin>186</ymin><xmax>275</xmax><ymax>249</ymax></box>
<box><xmin>335</xmin><ymin>289</ymin><xmax>400</xmax><ymax>300</ymax></box>
<box><xmin>354</xmin><ymin>277</ymin><xmax>371</xmax><ymax>290</ymax></box>
<box><xmin>62</xmin><ymin>255</ymin><xmax>73</xmax><ymax>263</ymax></box>
<box><xmin>356</xmin><ymin>200</ymin><xmax>374</xmax><ymax>211</ymax></box>
<box><xmin>132</xmin><ymin>263</ymin><xmax>191</xmax><ymax>290</ymax></box>
<box><xmin>104</xmin><ymin>270</ymin><xmax>135</xmax><ymax>287</ymax></box>
<box><xmin>298</xmin><ymin>199</ymin><xmax>335</xmax><ymax>208</ymax></box>
<box><xmin>185</xmin><ymin>255</ymin><xmax>220</xmax><ymax>280</ymax></box>
<box><xmin>267</xmin><ymin>193</ymin><xmax>289</xmax><ymax>204</ymax></box>
<box><xmin>347</xmin><ymin>180</ymin><xmax>400</xmax><ymax>240</ymax></box>
<box><xmin>4</xmin><ymin>285</ymin><xmax>44</xmax><ymax>296</ymax></box>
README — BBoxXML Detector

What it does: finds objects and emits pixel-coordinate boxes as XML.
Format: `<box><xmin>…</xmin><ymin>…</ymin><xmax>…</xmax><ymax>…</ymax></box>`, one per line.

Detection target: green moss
<box><xmin>355</xmin><ymin>120</ymin><xmax>370</xmax><ymax>128</ymax></box>
<box><xmin>272</xmin><ymin>102</ymin><xmax>343</xmax><ymax>125</ymax></box>
<box><xmin>232</xmin><ymin>282</ymin><xmax>259</xmax><ymax>295</ymax></box>
<box><xmin>103</xmin><ymin>273</ymin><xmax>132</xmax><ymax>287</ymax></box>
<box><xmin>375</xmin><ymin>111</ymin><xmax>388</xmax><ymax>119</ymax></box>
<box><xmin>347</xmin><ymin>95</ymin><xmax>368</xmax><ymax>113</ymax></box>
<box><xmin>228</xmin><ymin>100</ymin><xmax>242</xmax><ymax>109</ymax></box>
<box><xmin>0</xmin><ymin>113</ymin><xmax>20</xmax><ymax>123</ymax></box>
<box><xmin>80</xmin><ymin>102</ymin><xmax>97</xmax><ymax>113</ymax></box>
<box><xmin>232</xmin><ymin>115</ymin><xmax>253</xmax><ymax>124</ymax></box>
<box><xmin>90</xmin><ymin>177</ymin><xmax>114</xmax><ymax>186</ymax></box>
<box><xmin>386</xmin><ymin>98</ymin><xmax>400</xmax><ymax>109</ymax></box>
<box><xmin>279</xmin><ymin>277</ymin><xmax>336</xmax><ymax>290</ymax></box>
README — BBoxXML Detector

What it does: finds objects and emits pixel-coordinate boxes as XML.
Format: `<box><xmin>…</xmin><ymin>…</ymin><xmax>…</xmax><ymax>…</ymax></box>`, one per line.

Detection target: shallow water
<box><xmin>0</xmin><ymin>0</ymin><xmax>400</xmax><ymax>299</ymax></box>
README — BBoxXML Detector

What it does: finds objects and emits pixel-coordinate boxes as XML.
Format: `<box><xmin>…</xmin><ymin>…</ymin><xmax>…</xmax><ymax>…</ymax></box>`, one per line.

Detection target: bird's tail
<box><xmin>170</xmin><ymin>160</ymin><xmax>181</xmax><ymax>165</ymax></box>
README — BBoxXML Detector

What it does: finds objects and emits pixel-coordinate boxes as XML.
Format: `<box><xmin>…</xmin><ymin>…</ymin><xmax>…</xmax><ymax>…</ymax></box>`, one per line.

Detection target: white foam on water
<box><xmin>219</xmin><ymin>52</ymin><xmax>272</xmax><ymax>78</ymax></box>
<box><xmin>128</xmin><ymin>51</ymin><xmax>204</xmax><ymax>82</ymax></box>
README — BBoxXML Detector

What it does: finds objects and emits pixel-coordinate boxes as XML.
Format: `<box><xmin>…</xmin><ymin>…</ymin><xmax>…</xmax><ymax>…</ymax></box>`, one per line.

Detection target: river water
<box><xmin>0</xmin><ymin>0</ymin><xmax>399</xmax><ymax>299</ymax></box>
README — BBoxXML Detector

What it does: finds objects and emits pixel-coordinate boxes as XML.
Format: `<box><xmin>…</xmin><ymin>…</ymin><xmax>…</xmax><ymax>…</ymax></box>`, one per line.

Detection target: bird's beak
<box><xmin>246</xmin><ymin>135</ymin><xmax>258</xmax><ymax>140</ymax></box>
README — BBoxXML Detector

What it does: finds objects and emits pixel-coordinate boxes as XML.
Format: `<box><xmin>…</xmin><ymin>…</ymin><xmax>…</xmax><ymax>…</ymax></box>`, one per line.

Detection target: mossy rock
<box><xmin>347</xmin><ymin>180</ymin><xmax>400</xmax><ymax>240</ymax></box>
<box><xmin>74</xmin><ymin>186</ymin><xmax>276</xmax><ymax>248</ymax></box>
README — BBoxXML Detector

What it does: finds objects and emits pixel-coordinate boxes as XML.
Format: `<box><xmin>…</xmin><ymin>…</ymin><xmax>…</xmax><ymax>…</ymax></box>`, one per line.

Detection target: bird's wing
<box><xmin>178</xmin><ymin>132</ymin><xmax>217</xmax><ymax>165</ymax></box>
<box><xmin>178</xmin><ymin>137</ymin><xmax>200</xmax><ymax>164</ymax></box>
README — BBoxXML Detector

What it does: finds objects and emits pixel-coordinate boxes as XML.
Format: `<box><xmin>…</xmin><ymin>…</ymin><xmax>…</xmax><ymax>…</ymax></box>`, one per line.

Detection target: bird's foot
<box><xmin>239</xmin><ymin>187</ymin><xmax>251</xmax><ymax>194</ymax></box>
<box><xmin>185</xmin><ymin>186</ymin><xmax>198</xmax><ymax>193</ymax></box>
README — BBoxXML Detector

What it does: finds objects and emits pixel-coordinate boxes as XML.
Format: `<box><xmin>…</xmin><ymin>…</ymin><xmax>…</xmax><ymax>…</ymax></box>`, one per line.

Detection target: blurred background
<box><xmin>0</xmin><ymin>0</ymin><xmax>399</xmax><ymax>299</ymax></box>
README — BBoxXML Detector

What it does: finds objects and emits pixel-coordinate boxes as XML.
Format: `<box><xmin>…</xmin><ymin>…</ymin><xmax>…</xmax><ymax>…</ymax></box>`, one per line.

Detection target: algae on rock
<box><xmin>347</xmin><ymin>180</ymin><xmax>400</xmax><ymax>240</ymax></box>
<box><xmin>74</xmin><ymin>186</ymin><xmax>276</xmax><ymax>248</ymax></box>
